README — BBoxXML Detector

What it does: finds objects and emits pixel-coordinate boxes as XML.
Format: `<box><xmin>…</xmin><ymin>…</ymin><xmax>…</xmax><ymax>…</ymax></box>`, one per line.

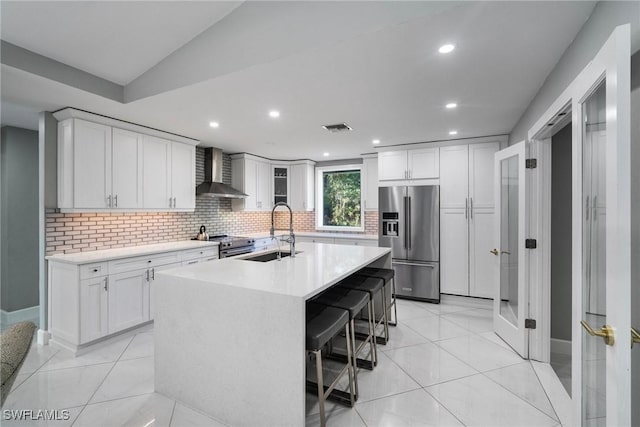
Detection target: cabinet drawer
<box><xmin>181</xmin><ymin>247</ymin><xmax>218</xmax><ymax>262</ymax></box>
<box><xmin>333</xmin><ymin>238</ymin><xmax>377</xmax><ymax>246</ymax></box>
<box><xmin>109</xmin><ymin>251</ymin><xmax>181</xmax><ymax>274</ymax></box>
<box><xmin>80</xmin><ymin>262</ymin><xmax>108</xmax><ymax>279</ymax></box>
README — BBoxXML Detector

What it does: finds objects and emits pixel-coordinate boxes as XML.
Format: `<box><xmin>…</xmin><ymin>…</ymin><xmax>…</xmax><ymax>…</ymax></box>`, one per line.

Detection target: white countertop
<box><xmin>46</xmin><ymin>240</ymin><xmax>219</xmax><ymax>264</ymax></box>
<box><xmin>157</xmin><ymin>242</ymin><xmax>390</xmax><ymax>299</ymax></box>
<box><xmin>245</xmin><ymin>231</ymin><xmax>378</xmax><ymax>240</ymax></box>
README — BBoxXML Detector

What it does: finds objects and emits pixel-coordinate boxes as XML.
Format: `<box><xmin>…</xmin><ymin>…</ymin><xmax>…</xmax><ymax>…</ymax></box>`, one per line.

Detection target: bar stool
<box><xmin>356</xmin><ymin>267</ymin><xmax>398</xmax><ymax>326</ymax></box>
<box><xmin>337</xmin><ymin>274</ymin><xmax>389</xmax><ymax>346</ymax></box>
<box><xmin>306</xmin><ymin>302</ymin><xmax>355</xmax><ymax>427</ymax></box>
<box><xmin>311</xmin><ymin>287</ymin><xmax>375</xmax><ymax>399</ymax></box>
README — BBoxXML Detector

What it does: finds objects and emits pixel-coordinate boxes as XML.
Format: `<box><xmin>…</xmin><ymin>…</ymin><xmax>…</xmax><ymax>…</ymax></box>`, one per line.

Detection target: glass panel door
<box><xmin>493</xmin><ymin>142</ymin><xmax>528</xmax><ymax>358</ymax></box>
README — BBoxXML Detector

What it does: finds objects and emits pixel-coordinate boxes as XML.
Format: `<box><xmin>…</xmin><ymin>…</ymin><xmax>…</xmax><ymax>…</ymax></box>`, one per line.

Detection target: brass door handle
<box><xmin>632</xmin><ymin>327</ymin><xmax>640</xmax><ymax>348</ymax></box>
<box><xmin>490</xmin><ymin>249</ymin><xmax>499</xmax><ymax>256</ymax></box>
<box><xmin>581</xmin><ymin>320</ymin><xmax>615</xmax><ymax>346</ymax></box>
<box><xmin>501</xmin><ymin>250</ymin><xmax>511</xmax><ymax>255</ymax></box>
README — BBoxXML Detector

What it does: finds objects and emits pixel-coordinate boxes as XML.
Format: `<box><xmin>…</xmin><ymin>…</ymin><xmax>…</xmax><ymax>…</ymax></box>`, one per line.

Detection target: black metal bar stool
<box><xmin>311</xmin><ymin>287</ymin><xmax>375</xmax><ymax>399</ymax></box>
<box><xmin>356</xmin><ymin>267</ymin><xmax>398</xmax><ymax>327</ymax></box>
<box><xmin>306</xmin><ymin>302</ymin><xmax>355</xmax><ymax>427</ymax></box>
<box><xmin>337</xmin><ymin>274</ymin><xmax>389</xmax><ymax>345</ymax></box>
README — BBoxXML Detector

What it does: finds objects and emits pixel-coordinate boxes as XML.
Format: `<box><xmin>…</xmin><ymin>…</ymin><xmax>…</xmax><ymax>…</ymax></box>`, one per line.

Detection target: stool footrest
<box><xmin>306</xmin><ymin>381</ymin><xmax>356</xmax><ymax>406</ymax></box>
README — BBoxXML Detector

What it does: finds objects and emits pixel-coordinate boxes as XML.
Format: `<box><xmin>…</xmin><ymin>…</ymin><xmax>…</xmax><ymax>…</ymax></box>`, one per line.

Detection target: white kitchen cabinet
<box><xmin>289</xmin><ymin>162</ymin><xmax>315</xmax><ymax>211</ymax></box>
<box><xmin>80</xmin><ymin>276</ymin><xmax>109</xmax><ymax>343</ymax></box>
<box><xmin>362</xmin><ymin>157</ymin><xmax>378</xmax><ymax>211</ymax></box>
<box><xmin>469</xmin><ymin>209</ymin><xmax>497</xmax><ymax>298</ymax></box>
<box><xmin>54</xmin><ymin>109</ymin><xmax>197</xmax><ymax>212</ymax></box>
<box><xmin>440</xmin><ymin>209</ymin><xmax>469</xmax><ymax>296</ymax></box>
<box><xmin>112</xmin><ymin>128</ymin><xmax>142</xmax><ymax>209</ymax></box>
<box><xmin>378</xmin><ymin>148</ymin><xmax>439</xmax><ymax>181</ymax></box>
<box><xmin>149</xmin><ymin>262</ymin><xmax>182</xmax><ymax>320</ymax></box>
<box><xmin>108</xmin><ymin>269</ymin><xmax>150</xmax><ymax>334</ymax></box>
<box><xmin>296</xmin><ymin>236</ymin><xmax>335</xmax><ymax>244</ymax></box>
<box><xmin>231</xmin><ymin>155</ymin><xmax>272</xmax><ymax>211</ymax></box>
<box><xmin>439</xmin><ymin>141</ymin><xmax>499</xmax><ymax>298</ymax></box>
<box><xmin>272</xmin><ymin>164</ymin><xmax>290</xmax><ymax>206</ymax></box>
<box><xmin>170</xmin><ymin>142</ymin><xmax>195</xmax><ymax>210</ymax></box>
<box><xmin>333</xmin><ymin>238</ymin><xmax>378</xmax><ymax>247</ymax></box>
<box><xmin>142</xmin><ymin>135</ymin><xmax>171</xmax><ymax>209</ymax></box>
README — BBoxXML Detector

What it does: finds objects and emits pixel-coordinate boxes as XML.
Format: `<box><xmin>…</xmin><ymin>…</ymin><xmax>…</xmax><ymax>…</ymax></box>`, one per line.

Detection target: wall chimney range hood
<box><xmin>196</xmin><ymin>148</ymin><xmax>247</xmax><ymax>198</ymax></box>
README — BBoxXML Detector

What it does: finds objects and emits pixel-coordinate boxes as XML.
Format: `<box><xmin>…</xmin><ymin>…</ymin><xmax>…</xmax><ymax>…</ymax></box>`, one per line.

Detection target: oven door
<box><xmin>220</xmin><ymin>246</ymin><xmax>255</xmax><ymax>258</ymax></box>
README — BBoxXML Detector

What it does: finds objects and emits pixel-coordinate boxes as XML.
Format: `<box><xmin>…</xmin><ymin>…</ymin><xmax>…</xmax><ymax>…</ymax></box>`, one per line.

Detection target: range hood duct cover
<box><xmin>196</xmin><ymin>147</ymin><xmax>247</xmax><ymax>198</ymax></box>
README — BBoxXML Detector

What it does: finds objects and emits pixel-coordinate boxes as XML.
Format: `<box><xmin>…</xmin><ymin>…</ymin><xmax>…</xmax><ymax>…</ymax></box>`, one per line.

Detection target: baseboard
<box><xmin>440</xmin><ymin>294</ymin><xmax>493</xmax><ymax>310</ymax></box>
<box><xmin>0</xmin><ymin>305</ymin><xmax>39</xmax><ymax>327</ymax></box>
<box><xmin>550</xmin><ymin>338</ymin><xmax>572</xmax><ymax>355</ymax></box>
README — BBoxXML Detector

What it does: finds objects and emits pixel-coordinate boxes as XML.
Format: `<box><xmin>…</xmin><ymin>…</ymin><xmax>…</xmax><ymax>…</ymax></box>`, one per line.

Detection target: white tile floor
<box><xmin>4</xmin><ymin>298</ymin><xmax>562</xmax><ymax>426</ymax></box>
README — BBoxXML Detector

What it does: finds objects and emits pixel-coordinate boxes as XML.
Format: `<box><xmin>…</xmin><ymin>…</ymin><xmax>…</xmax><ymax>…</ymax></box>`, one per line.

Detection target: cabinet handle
<box><xmin>470</xmin><ymin>198</ymin><xmax>473</xmax><ymax>219</ymax></box>
<box><xmin>465</xmin><ymin>198</ymin><xmax>468</xmax><ymax>219</ymax></box>
<box><xmin>146</xmin><ymin>269</ymin><xmax>150</xmax><ymax>281</ymax></box>
<box><xmin>173</xmin><ymin>197</ymin><xmax>177</xmax><ymax>207</ymax></box>
<box><xmin>92</xmin><ymin>267</ymin><xmax>99</xmax><ymax>273</ymax></box>
<box><xmin>169</xmin><ymin>197</ymin><xmax>173</xmax><ymax>208</ymax></box>
<box><xmin>107</xmin><ymin>195</ymin><xmax>112</xmax><ymax>208</ymax></box>
<box><xmin>104</xmin><ymin>277</ymin><xmax>108</xmax><ymax>291</ymax></box>
<box><xmin>114</xmin><ymin>194</ymin><xmax>118</xmax><ymax>207</ymax></box>
<box><xmin>151</xmin><ymin>268</ymin><xmax>155</xmax><ymax>280</ymax></box>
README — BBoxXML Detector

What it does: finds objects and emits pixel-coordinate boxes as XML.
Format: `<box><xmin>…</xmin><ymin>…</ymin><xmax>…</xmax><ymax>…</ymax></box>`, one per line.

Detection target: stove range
<box><xmin>207</xmin><ymin>235</ymin><xmax>257</xmax><ymax>258</ymax></box>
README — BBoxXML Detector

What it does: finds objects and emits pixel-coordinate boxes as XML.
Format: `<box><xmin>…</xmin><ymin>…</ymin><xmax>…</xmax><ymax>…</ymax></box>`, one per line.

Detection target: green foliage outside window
<box><xmin>322</xmin><ymin>170</ymin><xmax>361</xmax><ymax>227</ymax></box>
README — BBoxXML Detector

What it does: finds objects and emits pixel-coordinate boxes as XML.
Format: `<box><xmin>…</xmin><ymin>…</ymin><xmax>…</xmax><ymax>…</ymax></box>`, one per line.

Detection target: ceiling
<box><xmin>0</xmin><ymin>1</ymin><xmax>596</xmax><ymax>160</ymax></box>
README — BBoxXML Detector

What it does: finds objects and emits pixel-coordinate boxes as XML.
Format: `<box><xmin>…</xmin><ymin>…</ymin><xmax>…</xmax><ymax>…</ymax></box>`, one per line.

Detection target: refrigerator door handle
<box><xmin>470</xmin><ymin>197</ymin><xmax>473</xmax><ymax>219</ymax></box>
<box><xmin>465</xmin><ymin>198</ymin><xmax>468</xmax><ymax>219</ymax></box>
<box><xmin>403</xmin><ymin>196</ymin><xmax>409</xmax><ymax>249</ymax></box>
<box><xmin>407</xmin><ymin>197</ymin><xmax>412</xmax><ymax>250</ymax></box>
<box><xmin>393</xmin><ymin>261</ymin><xmax>436</xmax><ymax>268</ymax></box>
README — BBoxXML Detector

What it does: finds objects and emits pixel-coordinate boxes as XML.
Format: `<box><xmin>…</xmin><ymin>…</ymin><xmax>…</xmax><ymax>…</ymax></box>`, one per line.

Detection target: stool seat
<box><xmin>338</xmin><ymin>275</ymin><xmax>384</xmax><ymax>295</ymax></box>
<box><xmin>356</xmin><ymin>267</ymin><xmax>394</xmax><ymax>283</ymax></box>
<box><xmin>306</xmin><ymin>303</ymin><xmax>349</xmax><ymax>351</ymax></box>
<box><xmin>312</xmin><ymin>288</ymin><xmax>369</xmax><ymax>319</ymax></box>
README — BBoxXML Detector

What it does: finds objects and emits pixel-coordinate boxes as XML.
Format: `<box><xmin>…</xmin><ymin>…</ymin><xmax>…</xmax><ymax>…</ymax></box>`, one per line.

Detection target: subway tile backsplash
<box><xmin>46</xmin><ymin>149</ymin><xmax>377</xmax><ymax>255</ymax></box>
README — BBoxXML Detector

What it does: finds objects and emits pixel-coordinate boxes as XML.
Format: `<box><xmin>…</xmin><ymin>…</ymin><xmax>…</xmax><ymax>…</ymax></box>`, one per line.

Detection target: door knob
<box><xmin>632</xmin><ymin>327</ymin><xmax>640</xmax><ymax>349</ymax></box>
<box><xmin>580</xmin><ymin>320</ymin><xmax>615</xmax><ymax>346</ymax></box>
<box><xmin>490</xmin><ymin>249</ymin><xmax>499</xmax><ymax>256</ymax></box>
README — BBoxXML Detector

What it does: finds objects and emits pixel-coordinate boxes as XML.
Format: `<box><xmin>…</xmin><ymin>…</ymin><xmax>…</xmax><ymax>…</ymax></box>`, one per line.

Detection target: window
<box><xmin>315</xmin><ymin>165</ymin><xmax>363</xmax><ymax>231</ymax></box>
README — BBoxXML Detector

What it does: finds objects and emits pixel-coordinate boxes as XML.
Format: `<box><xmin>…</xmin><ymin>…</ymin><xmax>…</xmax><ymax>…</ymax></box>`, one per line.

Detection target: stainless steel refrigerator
<box><xmin>379</xmin><ymin>185</ymin><xmax>440</xmax><ymax>303</ymax></box>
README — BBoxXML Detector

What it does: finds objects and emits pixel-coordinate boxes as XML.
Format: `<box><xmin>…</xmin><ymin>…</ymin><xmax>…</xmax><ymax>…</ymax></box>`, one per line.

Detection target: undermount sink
<box><xmin>242</xmin><ymin>251</ymin><xmax>297</xmax><ymax>262</ymax></box>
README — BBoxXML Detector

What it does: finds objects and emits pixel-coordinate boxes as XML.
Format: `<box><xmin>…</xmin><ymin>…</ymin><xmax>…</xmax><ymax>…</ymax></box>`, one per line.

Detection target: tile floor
<box><xmin>4</xmin><ymin>298</ymin><xmax>562</xmax><ymax>426</ymax></box>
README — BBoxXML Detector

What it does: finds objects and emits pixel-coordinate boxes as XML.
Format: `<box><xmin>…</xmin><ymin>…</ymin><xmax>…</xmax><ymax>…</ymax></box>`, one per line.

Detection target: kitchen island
<box><xmin>154</xmin><ymin>242</ymin><xmax>391</xmax><ymax>426</ymax></box>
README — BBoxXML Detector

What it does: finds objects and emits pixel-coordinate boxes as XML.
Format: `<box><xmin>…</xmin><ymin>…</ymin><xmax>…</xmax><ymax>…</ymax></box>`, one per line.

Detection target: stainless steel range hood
<box><xmin>196</xmin><ymin>148</ymin><xmax>247</xmax><ymax>198</ymax></box>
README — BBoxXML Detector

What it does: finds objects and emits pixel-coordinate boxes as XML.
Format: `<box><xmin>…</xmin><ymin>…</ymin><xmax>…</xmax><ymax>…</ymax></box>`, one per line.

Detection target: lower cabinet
<box><xmin>80</xmin><ymin>276</ymin><xmax>109</xmax><ymax>343</ymax></box>
<box><xmin>49</xmin><ymin>245</ymin><xmax>219</xmax><ymax>351</ymax></box>
<box><xmin>296</xmin><ymin>236</ymin><xmax>377</xmax><ymax>246</ymax></box>
<box><xmin>108</xmin><ymin>269</ymin><xmax>150</xmax><ymax>334</ymax></box>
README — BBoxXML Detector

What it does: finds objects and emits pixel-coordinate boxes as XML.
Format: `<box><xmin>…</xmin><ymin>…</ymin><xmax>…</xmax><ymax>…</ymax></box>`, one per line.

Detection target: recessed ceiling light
<box><xmin>449</xmin><ymin>130</ymin><xmax>458</xmax><ymax>135</ymax></box>
<box><xmin>323</xmin><ymin>152</ymin><xmax>330</xmax><ymax>157</ymax></box>
<box><xmin>438</xmin><ymin>44</ymin><xmax>455</xmax><ymax>54</ymax></box>
<box><xmin>445</xmin><ymin>103</ymin><xmax>457</xmax><ymax>109</ymax></box>
<box><xmin>269</xmin><ymin>110</ymin><xmax>280</xmax><ymax>118</ymax></box>
<box><xmin>209</xmin><ymin>121</ymin><xmax>219</xmax><ymax>128</ymax></box>
<box><xmin>372</xmin><ymin>139</ymin><xmax>380</xmax><ymax>145</ymax></box>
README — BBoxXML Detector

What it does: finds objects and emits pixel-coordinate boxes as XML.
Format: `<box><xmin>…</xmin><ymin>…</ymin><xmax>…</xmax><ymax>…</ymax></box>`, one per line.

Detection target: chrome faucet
<box><xmin>270</xmin><ymin>202</ymin><xmax>295</xmax><ymax>258</ymax></box>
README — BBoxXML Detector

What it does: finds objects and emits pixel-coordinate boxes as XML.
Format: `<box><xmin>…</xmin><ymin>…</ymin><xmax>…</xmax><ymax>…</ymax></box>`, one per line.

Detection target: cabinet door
<box><xmin>469</xmin><ymin>142</ymin><xmax>499</xmax><ymax>209</ymax></box>
<box><xmin>142</xmin><ymin>136</ymin><xmax>171</xmax><ymax>209</ymax></box>
<box><xmin>469</xmin><ymin>209</ymin><xmax>497</xmax><ymax>298</ymax></box>
<box><xmin>439</xmin><ymin>145</ymin><xmax>469</xmax><ymax>209</ymax></box>
<box><xmin>256</xmin><ymin>161</ymin><xmax>272</xmax><ymax>210</ymax></box>
<box><xmin>272</xmin><ymin>165</ymin><xmax>289</xmax><ymax>206</ymax></box>
<box><xmin>378</xmin><ymin>151</ymin><xmax>407</xmax><ymax>180</ymax></box>
<box><xmin>80</xmin><ymin>276</ymin><xmax>109</xmax><ymax>343</ymax></box>
<box><xmin>408</xmin><ymin>148</ymin><xmax>439</xmax><ymax>179</ymax></box>
<box><xmin>73</xmin><ymin>119</ymin><xmax>112</xmax><ymax>208</ymax></box>
<box><xmin>363</xmin><ymin>157</ymin><xmax>379</xmax><ymax>210</ymax></box>
<box><xmin>440</xmin><ymin>208</ymin><xmax>469</xmax><ymax>296</ymax></box>
<box><xmin>171</xmin><ymin>142</ymin><xmax>195</xmax><ymax>210</ymax></box>
<box><xmin>108</xmin><ymin>269</ymin><xmax>149</xmax><ymax>333</ymax></box>
<box><xmin>289</xmin><ymin>164</ymin><xmax>305</xmax><ymax>211</ymax></box>
<box><xmin>244</xmin><ymin>159</ymin><xmax>258</xmax><ymax>210</ymax></box>
<box><xmin>111</xmin><ymin>128</ymin><xmax>141</xmax><ymax>209</ymax></box>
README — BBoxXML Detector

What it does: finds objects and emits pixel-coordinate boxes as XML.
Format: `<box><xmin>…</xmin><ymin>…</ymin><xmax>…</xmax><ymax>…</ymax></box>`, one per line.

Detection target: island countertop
<box><xmin>158</xmin><ymin>242</ymin><xmax>390</xmax><ymax>299</ymax></box>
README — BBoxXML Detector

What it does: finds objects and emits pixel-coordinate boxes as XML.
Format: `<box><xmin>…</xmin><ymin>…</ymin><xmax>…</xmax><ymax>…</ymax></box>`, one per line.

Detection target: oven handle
<box><xmin>220</xmin><ymin>246</ymin><xmax>255</xmax><ymax>258</ymax></box>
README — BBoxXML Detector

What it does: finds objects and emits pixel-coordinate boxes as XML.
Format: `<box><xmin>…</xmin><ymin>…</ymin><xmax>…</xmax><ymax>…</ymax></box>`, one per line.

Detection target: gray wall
<box><xmin>1</xmin><ymin>126</ymin><xmax>39</xmax><ymax>312</ymax></box>
<box><xmin>630</xmin><ymin>50</ymin><xmax>640</xmax><ymax>427</ymax></box>
<box><xmin>550</xmin><ymin>123</ymin><xmax>572</xmax><ymax>342</ymax></box>
<box><xmin>509</xmin><ymin>1</ymin><xmax>640</xmax><ymax>144</ymax></box>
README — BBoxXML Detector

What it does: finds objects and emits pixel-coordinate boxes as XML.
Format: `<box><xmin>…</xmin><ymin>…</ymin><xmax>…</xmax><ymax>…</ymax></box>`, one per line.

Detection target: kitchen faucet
<box><xmin>270</xmin><ymin>202</ymin><xmax>295</xmax><ymax>258</ymax></box>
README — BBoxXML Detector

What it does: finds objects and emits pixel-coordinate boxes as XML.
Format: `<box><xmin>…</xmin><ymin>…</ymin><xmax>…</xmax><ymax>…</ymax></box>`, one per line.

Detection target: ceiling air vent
<box><xmin>323</xmin><ymin>123</ymin><xmax>352</xmax><ymax>133</ymax></box>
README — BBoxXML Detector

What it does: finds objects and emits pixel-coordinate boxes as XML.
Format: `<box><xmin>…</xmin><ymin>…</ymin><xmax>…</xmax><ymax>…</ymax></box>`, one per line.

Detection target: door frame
<box><xmin>527</xmin><ymin>24</ymin><xmax>631</xmax><ymax>426</ymax></box>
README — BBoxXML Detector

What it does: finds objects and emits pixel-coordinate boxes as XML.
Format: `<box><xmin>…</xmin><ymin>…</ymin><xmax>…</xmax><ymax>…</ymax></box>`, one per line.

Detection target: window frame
<box><xmin>315</xmin><ymin>164</ymin><xmax>364</xmax><ymax>232</ymax></box>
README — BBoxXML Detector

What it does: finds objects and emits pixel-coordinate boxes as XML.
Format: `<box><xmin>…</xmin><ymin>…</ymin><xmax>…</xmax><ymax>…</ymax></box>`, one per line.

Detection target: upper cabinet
<box><xmin>55</xmin><ymin>109</ymin><xmax>197</xmax><ymax>212</ymax></box>
<box><xmin>378</xmin><ymin>148</ymin><xmax>439</xmax><ymax>181</ymax></box>
<box><xmin>231</xmin><ymin>154</ymin><xmax>272</xmax><ymax>211</ymax></box>
<box><xmin>362</xmin><ymin>156</ymin><xmax>378</xmax><ymax>211</ymax></box>
<box><xmin>272</xmin><ymin>164</ymin><xmax>290</xmax><ymax>206</ymax></box>
<box><xmin>289</xmin><ymin>161</ymin><xmax>315</xmax><ymax>211</ymax></box>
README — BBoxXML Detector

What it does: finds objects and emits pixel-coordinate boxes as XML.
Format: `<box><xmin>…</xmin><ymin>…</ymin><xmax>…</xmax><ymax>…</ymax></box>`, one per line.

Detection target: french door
<box><xmin>571</xmin><ymin>25</ymin><xmax>631</xmax><ymax>426</ymax></box>
<box><xmin>493</xmin><ymin>142</ymin><xmax>528</xmax><ymax>358</ymax></box>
